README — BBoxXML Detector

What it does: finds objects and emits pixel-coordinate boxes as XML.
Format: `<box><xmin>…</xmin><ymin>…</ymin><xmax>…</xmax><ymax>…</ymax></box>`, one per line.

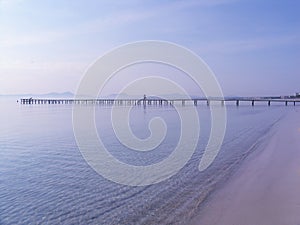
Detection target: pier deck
<box><xmin>20</xmin><ymin>98</ymin><xmax>300</xmax><ymax>106</ymax></box>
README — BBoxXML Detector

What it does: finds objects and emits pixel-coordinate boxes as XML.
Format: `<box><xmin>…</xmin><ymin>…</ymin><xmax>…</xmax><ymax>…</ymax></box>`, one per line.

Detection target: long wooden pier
<box><xmin>20</xmin><ymin>98</ymin><xmax>300</xmax><ymax>106</ymax></box>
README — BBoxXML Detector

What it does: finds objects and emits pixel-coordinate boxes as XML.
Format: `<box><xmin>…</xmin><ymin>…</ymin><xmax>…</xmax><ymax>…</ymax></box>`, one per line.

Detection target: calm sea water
<box><xmin>0</xmin><ymin>98</ymin><xmax>293</xmax><ymax>224</ymax></box>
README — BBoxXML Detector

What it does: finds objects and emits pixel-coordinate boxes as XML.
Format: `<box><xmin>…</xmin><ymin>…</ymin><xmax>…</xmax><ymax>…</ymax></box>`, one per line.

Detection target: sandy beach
<box><xmin>192</xmin><ymin>109</ymin><xmax>300</xmax><ymax>225</ymax></box>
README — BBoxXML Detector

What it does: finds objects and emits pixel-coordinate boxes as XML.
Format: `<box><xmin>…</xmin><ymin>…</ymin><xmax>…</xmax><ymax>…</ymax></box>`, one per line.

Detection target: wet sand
<box><xmin>192</xmin><ymin>109</ymin><xmax>300</xmax><ymax>225</ymax></box>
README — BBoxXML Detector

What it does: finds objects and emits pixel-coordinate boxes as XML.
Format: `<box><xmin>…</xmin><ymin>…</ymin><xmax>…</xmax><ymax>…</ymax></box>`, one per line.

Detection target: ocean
<box><xmin>0</xmin><ymin>98</ymin><xmax>294</xmax><ymax>224</ymax></box>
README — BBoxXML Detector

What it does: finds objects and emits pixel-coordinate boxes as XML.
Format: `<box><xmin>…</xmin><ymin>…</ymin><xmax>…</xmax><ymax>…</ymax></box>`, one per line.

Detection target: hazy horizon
<box><xmin>0</xmin><ymin>91</ymin><xmax>297</xmax><ymax>98</ymax></box>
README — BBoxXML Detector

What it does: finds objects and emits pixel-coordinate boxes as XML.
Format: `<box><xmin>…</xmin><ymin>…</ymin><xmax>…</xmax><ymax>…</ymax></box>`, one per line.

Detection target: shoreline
<box><xmin>191</xmin><ymin>108</ymin><xmax>300</xmax><ymax>225</ymax></box>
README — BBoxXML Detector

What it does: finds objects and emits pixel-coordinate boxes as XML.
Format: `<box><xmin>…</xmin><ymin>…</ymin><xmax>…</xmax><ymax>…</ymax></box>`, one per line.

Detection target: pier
<box><xmin>20</xmin><ymin>97</ymin><xmax>300</xmax><ymax>106</ymax></box>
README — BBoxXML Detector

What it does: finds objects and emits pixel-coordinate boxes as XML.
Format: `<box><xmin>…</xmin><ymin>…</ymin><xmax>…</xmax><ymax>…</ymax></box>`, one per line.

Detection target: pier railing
<box><xmin>20</xmin><ymin>98</ymin><xmax>300</xmax><ymax>106</ymax></box>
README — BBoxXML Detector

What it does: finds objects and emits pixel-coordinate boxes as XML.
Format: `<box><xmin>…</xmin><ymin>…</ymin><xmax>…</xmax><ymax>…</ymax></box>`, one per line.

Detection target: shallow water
<box><xmin>0</xmin><ymin>98</ymin><xmax>294</xmax><ymax>224</ymax></box>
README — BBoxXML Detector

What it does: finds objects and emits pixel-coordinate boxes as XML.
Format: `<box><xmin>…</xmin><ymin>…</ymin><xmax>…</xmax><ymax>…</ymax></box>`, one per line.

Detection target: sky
<box><xmin>0</xmin><ymin>0</ymin><xmax>299</xmax><ymax>97</ymax></box>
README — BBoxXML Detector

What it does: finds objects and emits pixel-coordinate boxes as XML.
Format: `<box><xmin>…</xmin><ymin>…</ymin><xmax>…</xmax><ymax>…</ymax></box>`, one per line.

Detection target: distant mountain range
<box><xmin>1</xmin><ymin>92</ymin><xmax>198</xmax><ymax>99</ymax></box>
<box><xmin>1</xmin><ymin>92</ymin><xmax>295</xmax><ymax>100</ymax></box>
<box><xmin>0</xmin><ymin>92</ymin><xmax>74</xmax><ymax>98</ymax></box>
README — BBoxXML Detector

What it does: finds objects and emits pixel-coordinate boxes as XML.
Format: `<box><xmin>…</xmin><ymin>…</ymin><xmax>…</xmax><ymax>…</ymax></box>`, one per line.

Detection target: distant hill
<box><xmin>0</xmin><ymin>92</ymin><xmax>74</xmax><ymax>99</ymax></box>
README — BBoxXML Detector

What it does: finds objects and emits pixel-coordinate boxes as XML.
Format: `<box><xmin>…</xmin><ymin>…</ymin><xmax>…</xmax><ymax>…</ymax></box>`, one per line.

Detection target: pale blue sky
<box><xmin>0</xmin><ymin>0</ymin><xmax>299</xmax><ymax>96</ymax></box>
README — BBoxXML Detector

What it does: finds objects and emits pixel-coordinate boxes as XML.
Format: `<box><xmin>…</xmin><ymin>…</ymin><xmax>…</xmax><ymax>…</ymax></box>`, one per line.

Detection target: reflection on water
<box><xmin>0</xmin><ymin>98</ymin><xmax>288</xmax><ymax>224</ymax></box>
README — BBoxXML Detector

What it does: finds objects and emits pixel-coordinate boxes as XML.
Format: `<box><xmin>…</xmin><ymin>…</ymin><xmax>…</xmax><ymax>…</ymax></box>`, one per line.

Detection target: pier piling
<box><xmin>19</xmin><ymin>98</ymin><xmax>300</xmax><ymax>107</ymax></box>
